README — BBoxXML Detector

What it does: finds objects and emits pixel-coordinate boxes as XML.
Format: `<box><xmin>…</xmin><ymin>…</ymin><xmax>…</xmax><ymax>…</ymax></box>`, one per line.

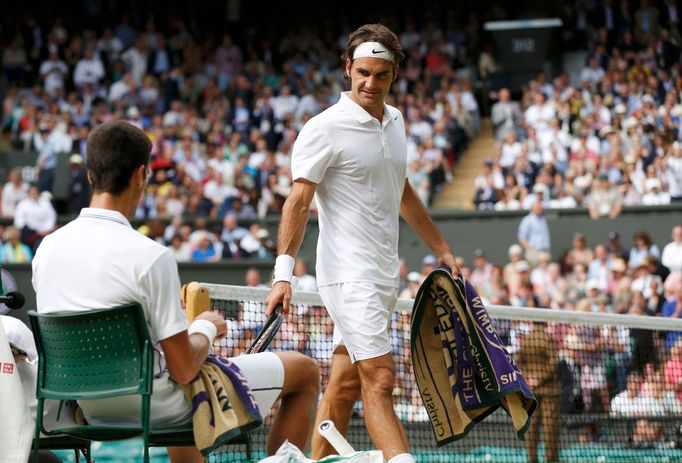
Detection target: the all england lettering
<box><xmin>471</xmin><ymin>296</ymin><xmax>495</xmax><ymax>334</ymax></box>
<box><xmin>421</xmin><ymin>388</ymin><xmax>446</xmax><ymax>437</ymax></box>
<box><xmin>461</xmin><ymin>367</ymin><xmax>475</xmax><ymax>401</ymax></box>
<box><xmin>500</xmin><ymin>371</ymin><xmax>518</xmax><ymax>385</ymax></box>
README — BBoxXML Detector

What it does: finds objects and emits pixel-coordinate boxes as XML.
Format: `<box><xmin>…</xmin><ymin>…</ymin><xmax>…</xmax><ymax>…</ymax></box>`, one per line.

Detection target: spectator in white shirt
<box><xmin>1</xmin><ymin>168</ymin><xmax>29</xmax><ymax>218</ymax></box>
<box><xmin>498</xmin><ymin>130</ymin><xmax>522</xmax><ymax>171</ymax></box>
<box><xmin>108</xmin><ymin>72</ymin><xmax>137</xmax><ymax>103</ymax></box>
<box><xmin>547</xmin><ymin>189</ymin><xmax>577</xmax><ymax>209</ymax></box>
<box><xmin>72</xmin><ymin>47</ymin><xmax>105</xmax><ymax>89</ymax></box>
<box><xmin>203</xmin><ymin>170</ymin><xmax>238</xmax><ymax>208</ymax></box>
<box><xmin>662</xmin><ymin>225</ymin><xmax>682</xmax><ymax>273</ymax></box>
<box><xmin>269</xmin><ymin>85</ymin><xmax>299</xmax><ymax>122</ymax></box>
<box><xmin>667</xmin><ymin>141</ymin><xmax>682</xmax><ymax>201</ymax></box>
<box><xmin>579</xmin><ymin>56</ymin><xmax>605</xmax><ymax>90</ymax></box>
<box><xmin>39</xmin><ymin>49</ymin><xmax>69</xmax><ymax>96</ymax></box>
<box><xmin>641</xmin><ymin>179</ymin><xmax>671</xmax><ymax>205</ymax></box>
<box><xmin>493</xmin><ymin>189</ymin><xmax>522</xmax><ymax>211</ymax></box>
<box><xmin>13</xmin><ymin>184</ymin><xmax>57</xmax><ymax>252</ymax></box>
<box><xmin>293</xmin><ymin>258</ymin><xmax>318</xmax><ymax>292</ymax></box>
<box><xmin>524</xmin><ymin>91</ymin><xmax>555</xmax><ymax>137</ymax></box>
<box><xmin>121</xmin><ymin>39</ymin><xmax>148</xmax><ymax>86</ymax></box>
<box><xmin>611</xmin><ymin>372</ymin><xmax>651</xmax><ymax>416</ymax></box>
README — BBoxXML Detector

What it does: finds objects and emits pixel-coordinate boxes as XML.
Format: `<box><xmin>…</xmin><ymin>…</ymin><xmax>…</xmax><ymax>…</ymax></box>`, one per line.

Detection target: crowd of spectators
<box><xmin>475</xmin><ymin>1</ymin><xmax>682</xmax><ymax>213</ymax></box>
<box><xmin>0</xmin><ymin>6</ymin><xmax>484</xmax><ymax>255</ymax></box>
<box><xmin>0</xmin><ymin>5</ymin><xmax>495</xmax><ymax>261</ymax></box>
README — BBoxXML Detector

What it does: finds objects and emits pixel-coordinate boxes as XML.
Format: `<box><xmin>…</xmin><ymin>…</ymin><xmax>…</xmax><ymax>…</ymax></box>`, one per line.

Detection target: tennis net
<box><xmin>184</xmin><ymin>282</ymin><xmax>682</xmax><ymax>463</ymax></box>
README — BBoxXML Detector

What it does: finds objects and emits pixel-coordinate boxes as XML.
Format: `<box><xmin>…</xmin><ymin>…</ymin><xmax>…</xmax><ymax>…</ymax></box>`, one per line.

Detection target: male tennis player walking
<box><xmin>265</xmin><ymin>23</ymin><xmax>459</xmax><ymax>463</ymax></box>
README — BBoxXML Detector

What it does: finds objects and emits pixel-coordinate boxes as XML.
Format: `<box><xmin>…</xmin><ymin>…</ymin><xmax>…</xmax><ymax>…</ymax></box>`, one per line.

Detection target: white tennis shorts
<box><xmin>79</xmin><ymin>352</ymin><xmax>284</xmax><ymax>427</ymax></box>
<box><xmin>318</xmin><ymin>282</ymin><xmax>398</xmax><ymax>363</ymax></box>
<box><xmin>231</xmin><ymin>352</ymin><xmax>285</xmax><ymax>414</ymax></box>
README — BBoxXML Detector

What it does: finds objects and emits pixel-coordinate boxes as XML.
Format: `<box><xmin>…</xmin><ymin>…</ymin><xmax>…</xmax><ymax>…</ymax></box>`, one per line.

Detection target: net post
<box><xmin>182</xmin><ymin>282</ymin><xmax>210</xmax><ymax>322</ymax></box>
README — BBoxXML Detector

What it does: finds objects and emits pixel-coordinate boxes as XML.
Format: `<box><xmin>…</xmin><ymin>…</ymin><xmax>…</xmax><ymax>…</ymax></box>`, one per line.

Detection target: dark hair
<box><xmin>633</xmin><ymin>230</ymin><xmax>653</xmax><ymax>247</ymax></box>
<box><xmin>86</xmin><ymin>121</ymin><xmax>151</xmax><ymax>195</ymax></box>
<box><xmin>344</xmin><ymin>23</ymin><xmax>404</xmax><ymax>69</ymax></box>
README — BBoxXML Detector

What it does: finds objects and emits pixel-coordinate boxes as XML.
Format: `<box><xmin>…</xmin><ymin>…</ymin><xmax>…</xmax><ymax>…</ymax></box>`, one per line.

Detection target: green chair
<box><xmin>28</xmin><ymin>304</ymin><xmax>252</xmax><ymax>463</ymax></box>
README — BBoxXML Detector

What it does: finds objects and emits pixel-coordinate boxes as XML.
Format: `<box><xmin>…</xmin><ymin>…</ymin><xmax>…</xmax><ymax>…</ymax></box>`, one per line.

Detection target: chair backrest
<box><xmin>28</xmin><ymin>304</ymin><xmax>153</xmax><ymax>401</ymax></box>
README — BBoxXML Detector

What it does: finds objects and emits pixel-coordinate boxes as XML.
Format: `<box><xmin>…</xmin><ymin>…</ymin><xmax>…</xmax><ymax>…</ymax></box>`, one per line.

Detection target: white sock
<box><xmin>387</xmin><ymin>453</ymin><xmax>416</xmax><ymax>463</ymax></box>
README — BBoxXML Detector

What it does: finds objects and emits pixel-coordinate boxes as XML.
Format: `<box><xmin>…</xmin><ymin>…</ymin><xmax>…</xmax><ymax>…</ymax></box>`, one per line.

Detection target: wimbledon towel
<box><xmin>410</xmin><ymin>269</ymin><xmax>537</xmax><ymax>446</ymax></box>
<box><xmin>182</xmin><ymin>355</ymin><xmax>263</xmax><ymax>456</ymax></box>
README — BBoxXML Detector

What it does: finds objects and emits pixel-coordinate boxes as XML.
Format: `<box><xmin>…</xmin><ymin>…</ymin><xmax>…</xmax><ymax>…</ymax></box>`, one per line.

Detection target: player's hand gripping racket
<box><xmin>246</xmin><ymin>304</ymin><xmax>283</xmax><ymax>354</ymax></box>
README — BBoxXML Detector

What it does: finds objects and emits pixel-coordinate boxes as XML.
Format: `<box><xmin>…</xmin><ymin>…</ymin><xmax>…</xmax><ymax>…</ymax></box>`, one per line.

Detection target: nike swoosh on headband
<box><xmin>353</xmin><ymin>42</ymin><xmax>395</xmax><ymax>63</ymax></box>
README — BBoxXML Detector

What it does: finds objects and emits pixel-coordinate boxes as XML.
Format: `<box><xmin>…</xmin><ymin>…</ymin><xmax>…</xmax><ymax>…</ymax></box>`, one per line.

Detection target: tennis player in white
<box><xmin>265</xmin><ymin>23</ymin><xmax>459</xmax><ymax>463</ymax></box>
<box><xmin>32</xmin><ymin>121</ymin><xmax>320</xmax><ymax>462</ymax></box>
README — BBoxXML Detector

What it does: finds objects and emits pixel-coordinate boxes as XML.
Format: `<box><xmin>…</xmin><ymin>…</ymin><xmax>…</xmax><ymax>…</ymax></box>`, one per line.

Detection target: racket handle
<box><xmin>318</xmin><ymin>420</ymin><xmax>355</xmax><ymax>455</ymax></box>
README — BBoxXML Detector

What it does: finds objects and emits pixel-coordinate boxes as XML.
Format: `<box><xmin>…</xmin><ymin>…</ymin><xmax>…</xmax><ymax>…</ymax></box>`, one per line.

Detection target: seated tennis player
<box><xmin>31</xmin><ymin>120</ymin><xmax>319</xmax><ymax>462</ymax></box>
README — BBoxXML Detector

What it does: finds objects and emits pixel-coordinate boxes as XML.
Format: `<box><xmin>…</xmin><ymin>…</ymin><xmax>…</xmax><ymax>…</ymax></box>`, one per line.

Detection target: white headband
<box><xmin>352</xmin><ymin>42</ymin><xmax>395</xmax><ymax>63</ymax></box>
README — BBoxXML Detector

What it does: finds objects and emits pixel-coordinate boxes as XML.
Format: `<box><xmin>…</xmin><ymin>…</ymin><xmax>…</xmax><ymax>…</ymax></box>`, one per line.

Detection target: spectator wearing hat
<box><xmin>522</xmin><ymin>183</ymin><xmax>550</xmax><ymax>210</ymax></box>
<box><xmin>607</xmin><ymin>258</ymin><xmax>629</xmax><ymax>295</ymax></box>
<box><xmin>508</xmin><ymin>260</ymin><xmax>531</xmax><ymax>300</ymax></box>
<box><xmin>470</xmin><ymin>249</ymin><xmax>493</xmax><ymax>291</ymax></box>
<box><xmin>67</xmin><ymin>154</ymin><xmax>91</xmax><ymax>215</ymax></box>
<box><xmin>587</xmin><ymin>174</ymin><xmax>623</xmax><ymax>219</ymax></box>
<box><xmin>420</xmin><ymin>254</ymin><xmax>438</xmax><ymax>279</ymax></box>
<box><xmin>631</xmin><ymin>257</ymin><xmax>664</xmax><ymax>301</ymax></box>
<box><xmin>399</xmin><ymin>272</ymin><xmax>422</xmax><ymax>299</ymax></box>
<box><xmin>518</xmin><ymin>202</ymin><xmax>551</xmax><ymax>268</ymax></box>
<box><xmin>503</xmin><ymin>244</ymin><xmax>524</xmax><ymax>291</ymax></box>
<box><xmin>256</xmin><ymin>228</ymin><xmax>275</xmax><ymax>259</ymax></box>
<box><xmin>606</xmin><ymin>231</ymin><xmax>628</xmax><ymax>261</ymax></box>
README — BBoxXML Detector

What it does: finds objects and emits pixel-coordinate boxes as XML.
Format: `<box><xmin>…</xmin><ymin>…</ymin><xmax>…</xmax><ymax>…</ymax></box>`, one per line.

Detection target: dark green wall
<box><xmin>5</xmin><ymin>204</ymin><xmax>681</xmax><ymax>324</ymax></box>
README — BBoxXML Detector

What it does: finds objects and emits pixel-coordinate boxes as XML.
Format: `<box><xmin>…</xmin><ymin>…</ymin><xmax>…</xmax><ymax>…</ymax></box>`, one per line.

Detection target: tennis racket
<box><xmin>246</xmin><ymin>304</ymin><xmax>283</xmax><ymax>354</ymax></box>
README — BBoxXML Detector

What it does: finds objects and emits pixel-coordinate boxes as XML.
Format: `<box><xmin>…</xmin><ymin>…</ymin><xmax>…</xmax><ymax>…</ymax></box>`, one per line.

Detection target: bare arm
<box><xmin>160</xmin><ymin>311</ymin><xmax>227</xmax><ymax>385</ymax></box>
<box><xmin>400</xmin><ymin>180</ymin><xmax>460</xmax><ymax>274</ymax></box>
<box><xmin>265</xmin><ymin>179</ymin><xmax>317</xmax><ymax>316</ymax></box>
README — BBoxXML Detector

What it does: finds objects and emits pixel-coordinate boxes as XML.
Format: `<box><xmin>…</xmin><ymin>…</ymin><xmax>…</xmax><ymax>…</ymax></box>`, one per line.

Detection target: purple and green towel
<box><xmin>410</xmin><ymin>268</ymin><xmax>536</xmax><ymax>447</ymax></box>
<box><xmin>182</xmin><ymin>355</ymin><xmax>262</xmax><ymax>456</ymax></box>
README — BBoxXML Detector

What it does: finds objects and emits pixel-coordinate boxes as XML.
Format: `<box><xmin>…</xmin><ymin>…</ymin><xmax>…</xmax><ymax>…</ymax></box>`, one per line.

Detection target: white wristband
<box><xmin>188</xmin><ymin>319</ymin><xmax>217</xmax><ymax>343</ymax></box>
<box><xmin>273</xmin><ymin>254</ymin><xmax>296</xmax><ymax>283</ymax></box>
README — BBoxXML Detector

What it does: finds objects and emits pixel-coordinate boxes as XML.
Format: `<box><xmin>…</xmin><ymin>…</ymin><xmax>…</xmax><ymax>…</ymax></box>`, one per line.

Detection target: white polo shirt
<box><xmin>32</xmin><ymin>208</ymin><xmax>192</xmax><ymax>426</ymax></box>
<box><xmin>292</xmin><ymin>92</ymin><xmax>407</xmax><ymax>288</ymax></box>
